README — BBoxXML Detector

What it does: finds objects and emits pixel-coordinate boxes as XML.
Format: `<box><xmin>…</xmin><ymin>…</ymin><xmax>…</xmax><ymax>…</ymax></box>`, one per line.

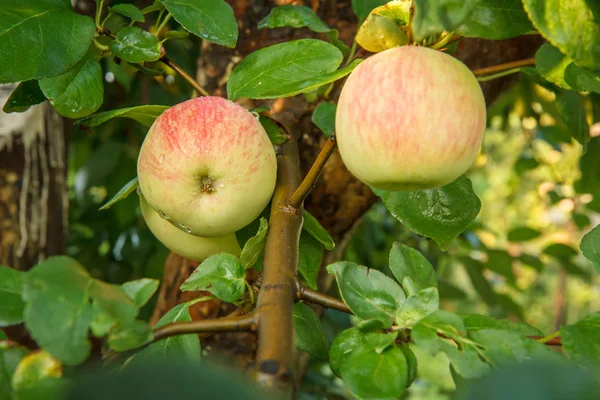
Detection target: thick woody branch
<box><xmin>289</xmin><ymin>136</ymin><xmax>337</xmax><ymax>209</ymax></box>
<box><xmin>252</xmin><ymin>140</ymin><xmax>303</xmax><ymax>395</ymax></box>
<box><xmin>152</xmin><ymin>312</ymin><xmax>257</xmax><ymax>342</ymax></box>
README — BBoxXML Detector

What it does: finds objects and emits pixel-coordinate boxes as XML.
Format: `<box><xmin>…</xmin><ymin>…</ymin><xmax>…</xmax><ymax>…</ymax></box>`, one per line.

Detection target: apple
<box><xmin>139</xmin><ymin>193</ymin><xmax>241</xmax><ymax>261</ymax></box>
<box><xmin>137</xmin><ymin>96</ymin><xmax>277</xmax><ymax>237</ymax></box>
<box><xmin>335</xmin><ymin>45</ymin><xmax>486</xmax><ymax>191</ymax></box>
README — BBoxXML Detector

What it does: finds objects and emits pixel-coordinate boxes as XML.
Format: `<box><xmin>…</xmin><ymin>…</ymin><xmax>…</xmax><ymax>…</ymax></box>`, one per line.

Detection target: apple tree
<box><xmin>1</xmin><ymin>0</ymin><xmax>600</xmax><ymax>399</ymax></box>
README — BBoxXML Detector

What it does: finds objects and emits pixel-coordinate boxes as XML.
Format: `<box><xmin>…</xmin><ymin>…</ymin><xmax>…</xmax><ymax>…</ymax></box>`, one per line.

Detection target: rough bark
<box><xmin>150</xmin><ymin>0</ymin><xmax>544</xmax><ymax>376</ymax></box>
<box><xmin>0</xmin><ymin>85</ymin><xmax>69</xmax><ymax>345</ymax></box>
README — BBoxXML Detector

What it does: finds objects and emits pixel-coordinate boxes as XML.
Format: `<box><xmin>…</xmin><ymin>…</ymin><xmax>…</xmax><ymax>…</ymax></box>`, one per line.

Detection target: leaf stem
<box><xmin>430</xmin><ymin>33</ymin><xmax>462</xmax><ymax>50</ymax></box>
<box><xmin>472</xmin><ymin>58</ymin><xmax>535</xmax><ymax>77</ymax></box>
<box><xmin>153</xmin><ymin>8</ymin><xmax>166</xmax><ymax>34</ymax></box>
<box><xmin>476</xmin><ymin>67</ymin><xmax>524</xmax><ymax>82</ymax></box>
<box><xmin>95</xmin><ymin>0</ymin><xmax>105</xmax><ymax>29</ymax></box>
<box><xmin>344</xmin><ymin>41</ymin><xmax>357</xmax><ymax>67</ymax></box>
<box><xmin>161</xmin><ymin>57</ymin><xmax>210</xmax><ymax>97</ymax></box>
<box><xmin>155</xmin><ymin>13</ymin><xmax>173</xmax><ymax>37</ymax></box>
<box><xmin>288</xmin><ymin>136</ymin><xmax>337</xmax><ymax>209</ymax></box>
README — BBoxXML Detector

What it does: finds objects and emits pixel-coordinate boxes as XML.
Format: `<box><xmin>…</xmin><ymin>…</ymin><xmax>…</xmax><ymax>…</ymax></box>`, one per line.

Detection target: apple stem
<box><xmin>471</xmin><ymin>58</ymin><xmax>535</xmax><ymax>77</ymax></box>
<box><xmin>288</xmin><ymin>136</ymin><xmax>337</xmax><ymax>209</ymax></box>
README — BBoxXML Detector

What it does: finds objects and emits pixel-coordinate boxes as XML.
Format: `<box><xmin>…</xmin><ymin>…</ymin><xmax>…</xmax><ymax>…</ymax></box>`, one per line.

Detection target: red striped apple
<box><xmin>336</xmin><ymin>45</ymin><xmax>486</xmax><ymax>191</ymax></box>
<box><xmin>139</xmin><ymin>194</ymin><xmax>241</xmax><ymax>261</ymax></box>
<box><xmin>137</xmin><ymin>96</ymin><xmax>277</xmax><ymax>237</ymax></box>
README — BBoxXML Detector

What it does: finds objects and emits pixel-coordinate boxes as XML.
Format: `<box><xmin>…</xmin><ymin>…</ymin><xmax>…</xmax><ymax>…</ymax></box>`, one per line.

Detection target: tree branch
<box><xmin>289</xmin><ymin>136</ymin><xmax>337</xmax><ymax>209</ymax></box>
<box><xmin>152</xmin><ymin>312</ymin><xmax>257</xmax><ymax>342</ymax></box>
<box><xmin>296</xmin><ymin>284</ymin><xmax>351</xmax><ymax>314</ymax></box>
<box><xmin>471</xmin><ymin>58</ymin><xmax>535</xmax><ymax>77</ymax></box>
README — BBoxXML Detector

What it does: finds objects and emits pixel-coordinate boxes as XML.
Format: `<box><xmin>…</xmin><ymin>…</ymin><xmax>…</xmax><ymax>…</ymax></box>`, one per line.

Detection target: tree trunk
<box><xmin>0</xmin><ymin>85</ymin><xmax>69</xmax><ymax>345</ymax></box>
<box><xmin>150</xmin><ymin>0</ymin><xmax>543</xmax><ymax>375</ymax></box>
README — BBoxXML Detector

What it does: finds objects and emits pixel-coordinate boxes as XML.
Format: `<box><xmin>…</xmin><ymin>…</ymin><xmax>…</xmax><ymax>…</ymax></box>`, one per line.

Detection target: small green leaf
<box><xmin>556</xmin><ymin>90</ymin><xmax>590</xmax><ymax>147</ymax></box>
<box><xmin>564</xmin><ymin>63</ymin><xmax>600</xmax><ymax>94</ymax></box>
<box><xmin>2</xmin><ymin>81</ymin><xmax>46</xmax><ymax>114</ymax></box>
<box><xmin>0</xmin><ymin>266</ymin><xmax>25</xmax><ymax>327</ymax></box>
<box><xmin>180</xmin><ymin>254</ymin><xmax>246</xmax><ymax>303</ymax></box>
<box><xmin>109</xmin><ymin>27</ymin><xmax>162</xmax><ymax>63</ymax></box>
<box><xmin>507</xmin><ymin>226</ymin><xmax>541</xmax><ymax>242</ymax></box>
<box><xmin>293</xmin><ymin>303</ymin><xmax>329</xmax><ymax>361</ymax></box>
<box><xmin>163</xmin><ymin>30</ymin><xmax>190</xmax><ymax>41</ymax></box>
<box><xmin>160</xmin><ymin>0</ymin><xmax>238</xmax><ymax>48</ymax></box>
<box><xmin>412</xmin><ymin>0</ymin><xmax>479</xmax><ymax>42</ymax></box>
<box><xmin>298</xmin><ymin>232</ymin><xmax>323</xmax><ymax>291</ymax></box>
<box><xmin>522</xmin><ymin>0</ymin><xmax>600</xmax><ymax>69</ymax></box>
<box><xmin>311</xmin><ymin>102</ymin><xmax>336</xmax><ymax>138</ymax></box>
<box><xmin>39</xmin><ymin>57</ymin><xmax>103</xmax><ymax>119</ymax></box>
<box><xmin>99</xmin><ymin>177</ymin><xmax>139</xmax><ymax>211</ymax></box>
<box><xmin>121</xmin><ymin>278</ymin><xmax>160</xmax><ymax>308</ymax></box>
<box><xmin>581</xmin><ymin>224</ymin><xmax>600</xmax><ymax>273</ymax></box>
<box><xmin>460</xmin><ymin>314</ymin><xmax>543</xmax><ymax>336</ymax></box>
<box><xmin>327</xmin><ymin>262</ymin><xmax>405</xmax><ymax>327</ymax></box>
<box><xmin>227</xmin><ymin>39</ymin><xmax>359</xmax><ymax>100</ymax></box>
<box><xmin>456</xmin><ymin>0</ymin><xmax>533</xmax><ymax>40</ymax></box>
<box><xmin>0</xmin><ymin>0</ymin><xmax>95</xmax><ymax>84</ymax></box>
<box><xmin>340</xmin><ymin>345</ymin><xmax>408</xmax><ymax>400</ymax></box>
<box><xmin>1</xmin><ymin>341</ymin><xmax>28</xmax><ymax>398</ymax></box>
<box><xmin>461</xmin><ymin>257</ymin><xmax>497</xmax><ymax>306</ymax></box>
<box><xmin>11</xmin><ymin>351</ymin><xmax>61</xmax><ymax>392</ymax></box>
<box><xmin>303</xmin><ymin>211</ymin><xmax>335</xmax><ymax>250</ymax></box>
<box><xmin>485</xmin><ymin>250</ymin><xmax>515</xmax><ymax>284</ymax></box>
<box><xmin>107</xmin><ymin>320</ymin><xmax>153</xmax><ymax>352</ymax></box>
<box><xmin>258</xmin><ymin>115</ymin><xmax>288</xmax><ymax>145</ymax></box>
<box><xmin>562</xmin><ymin>312</ymin><xmax>600</xmax><ymax>377</ymax></box>
<box><xmin>396</xmin><ymin>286</ymin><xmax>439</xmax><ymax>328</ymax></box>
<box><xmin>389</xmin><ymin>243</ymin><xmax>437</xmax><ymax>291</ymax></box>
<box><xmin>374</xmin><ymin>176</ymin><xmax>481</xmax><ymax>250</ymax></box>
<box><xmin>22</xmin><ymin>256</ymin><xmax>138</xmax><ymax>365</ymax></box>
<box><xmin>364</xmin><ymin>331</ymin><xmax>398</xmax><ymax>354</ymax></box>
<box><xmin>535</xmin><ymin>43</ymin><xmax>573</xmax><ymax>90</ymax></box>
<box><xmin>351</xmin><ymin>0</ymin><xmax>389</xmax><ymax>23</ymax></box>
<box><xmin>401</xmin><ymin>344</ymin><xmax>418</xmax><ymax>387</ymax></box>
<box><xmin>76</xmin><ymin>105</ymin><xmax>169</xmax><ymax>128</ymax></box>
<box><xmin>239</xmin><ymin>218</ymin><xmax>268</xmax><ymax>270</ymax></box>
<box><xmin>329</xmin><ymin>327</ymin><xmax>366</xmax><ymax>377</ymax></box>
<box><xmin>109</xmin><ymin>4</ymin><xmax>145</xmax><ymax>22</ymax></box>
<box><xmin>543</xmin><ymin>243</ymin><xmax>578</xmax><ymax>259</ymax></box>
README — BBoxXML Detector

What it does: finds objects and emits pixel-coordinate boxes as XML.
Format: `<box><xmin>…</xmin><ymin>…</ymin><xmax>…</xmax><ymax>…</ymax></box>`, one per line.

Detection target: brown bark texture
<box><xmin>150</xmin><ymin>0</ymin><xmax>544</xmax><ymax>374</ymax></box>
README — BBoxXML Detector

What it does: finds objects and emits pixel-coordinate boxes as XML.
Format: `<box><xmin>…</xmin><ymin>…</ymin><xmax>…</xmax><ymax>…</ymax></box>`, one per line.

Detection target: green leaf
<box><xmin>39</xmin><ymin>57</ymin><xmax>103</xmax><ymax>119</ymax></box>
<box><xmin>329</xmin><ymin>327</ymin><xmax>366</xmax><ymax>377</ymax></box>
<box><xmin>1</xmin><ymin>341</ymin><xmax>28</xmax><ymax>398</ymax></box>
<box><xmin>163</xmin><ymin>30</ymin><xmax>190</xmax><ymax>41</ymax></box>
<box><xmin>575</xmin><ymin>137</ymin><xmax>600</xmax><ymax>195</ymax></box>
<box><xmin>460</xmin><ymin>314</ymin><xmax>543</xmax><ymax>336</ymax></box>
<box><xmin>562</xmin><ymin>312</ymin><xmax>600</xmax><ymax>377</ymax></box>
<box><xmin>227</xmin><ymin>39</ymin><xmax>356</xmax><ymax>100</ymax></box>
<box><xmin>485</xmin><ymin>250</ymin><xmax>515</xmax><ymax>284</ymax></box>
<box><xmin>352</xmin><ymin>0</ymin><xmax>389</xmax><ymax>23</ymax></box>
<box><xmin>365</xmin><ymin>332</ymin><xmax>398</xmax><ymax>354</ymax></box>
<box><xmin>507</xmin><ymin>226</ymin><xmax>541</xmax><ymax>242</ymax></box>
<box><xmin>22</xmin><ymin>256</ymin><xmax>138</xmax><ymax>365</ymax></box>
<box><xmin>543</xmin><ymin>243</ymin><xmax>578</xmax><ymax>259</ymax></box>
<box><xmin>389</xmin><ymin>243</ymin><xmax>437</xmax><ymax>291</ymax></box>
<box><xmin>258</xmin><ymin>115</ymin><xmax>288</xmax><ymax>145</ymax></box>
<box><xmin>133</xmin><ymin>301</ymin><xmax>200</xmax><ymax>363</ymax></box>
<box><xmin>374</xmin><ymin>176</ymin><xmax>481</xmax><ymax>250</ymax></box>
<box><xmin>258</xmin><ymin>5</ymin><xmax>348</xmax><ymax>54</ymax></box>
<box><xmin>355</xmin><ymin>1</ymin><xmax>411</xmax><ymax>53</ymax></box>
<box><xmin>535</xmin><ymin>43</ymin><xmax>574</xmax><ymax>90</ymax></box>
<box><xmin>556</xmin><ymin>90</ymin><xmax>590</xmax><ymax>147</ymax></box>
<box><xmin>303</xmin><ymin>210</ymin><xmax>335</xmax><ymax>250</ymax></box>
<box><xmin>564</xmin><ymin>63</ymin><xmax>600</xmax><ymax>94</ymax></box>
<box><xmin>412</xmin><ymin>311</ymin><xmax>490</xmax><ymax>379</ymax></box>
<box><xmin>180</xmin><ymin>254</ymin><xmax>246</xmax><ymax>303</ymax></box>
<box><xmin>400</xmin><ymin>344</ymin><xmax>418</xmax><ymax>387</ymax></box>
<box><xmin>160</xmin><ymin>0</ymin><xmax>238</xmax><ymax>48</ymax></box>
<box><xmin>581</xmin><ymin>224</ymin><xmax>600</xmax><ymax>273</ymax></box>
<box><xmin>412</xmin><ymin>0</ymin><xmax>480</xmax><ymax>42</ymax></box>
<box><xmin>293</xmin><ymin>303</ymin><xmax>329</xmax><ymax>361</ymax></box>
<box><xmin>461</xmin><ymin>257</ymin><xmax>497</xmax><ymax>306</ymax></box>
<box><xmin>456</xmin><ymin>0</ymin><xmax>533</xmax><ymax>39</ymax></box>
<box><xmin>311</xmin><ymin>102</ymin><xmax>336</xmax><ymax>138</ymax></box>
<box><xmin>0</xmin><ymin>266</ymin><xmax>25</xmax><ymax>327</ymax></box>
<box><xmin>0</xmin><ymin>0</ymin><xmax>95</xmax><ymax>84</ymax></box>
<box><xmin>121</xmin><ymin>278</ymin><xmax>160</xmax><ymax>308</ymax></box>
<box><xmin>327</xmin><ymin>261</ymin><xmax>406</xmax><ymax>327</ymax></box>
<box><xmin>340</xmin><ymin>345</ymin><xmax>408</xmax><ymax>400</ymax></box>
<box><xmin>396</xmin><ymin>286</ymin><xmax>439</xmax><ymax>328</ymax></box>
<box><xmin>75</xmin><ymin>105</ymin><xmax>169</xmax><ymax>128</ymax></box>
<box><xmin>522</xmin><ymin>0</ymin><xmax>600</xmax><ymax>69</ymax></box>
<box><xmin>2</xmin><ymin>81</ymin><xmax>46</xmax><ymax>114</ymax></box>
<box><xmin>109</xmin><ymin>27</ymin><xmax>162</xmax><ymax>63</ymax></box>
<box><xmin>239</xmin><ymin>218</ymin><xmax>268</xmax><ymax>270</ymax></box>
<box><xmin>107</xmin><ymin>320</ymin><xmax>153</xmax><ymax>352</ymax></box>
<box><xmin>109</xmin><ymin>4</ymin><xmax>145</xmax><ymax>22</ymax></box>
<box><xmin>99</xmin><ymin>177</ymin><xmax>138</xmax><ymax>211</ymax></box>
<box><xmin>11</xmin><ymin>351</ymin><xmax>61</xmax><ymax>392</ymax></box>
<box><xmin>298</xmin><ymin>232</ymin><xmax>323</xmax><ymax>291</ymax></box>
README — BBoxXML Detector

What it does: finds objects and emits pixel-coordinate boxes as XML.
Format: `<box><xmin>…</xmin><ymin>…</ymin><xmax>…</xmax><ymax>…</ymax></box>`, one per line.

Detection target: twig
<box><xmin>161</xmin><ymin>57</ymin><xmax>210</xmax><ymax>97</ymax></box>
<box><xmin>472</xmin><ymin>58</ymin><xmax>535</xmax><ymax>77</ymax></box>
<box><xmin>530</xmin><ymin>336</ymin><xmax>562</xmax><ymax>346</ymax></box>
<box><xmin>477</xmin><ymin>68</ymin><xmax>524</xmax><ymax>82</ymax></box>
<box><xmin>252</xmin><ymin>139</ymin><xmax>303</xmax><ymax>394</ymax></box>
<box><xmin>288</xmin><ymin>136</ymin><xmax>337</xmax><ymax>209</ymax></box>
<box><xmin>297</xmin><ymin>284</ymin><xmax>351</xmax><ymax>314</ymax></box>
<box><xmin>152</xmin><ymin>312</ymin><xmax>257</xmax><ymax>342</ymax></box>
